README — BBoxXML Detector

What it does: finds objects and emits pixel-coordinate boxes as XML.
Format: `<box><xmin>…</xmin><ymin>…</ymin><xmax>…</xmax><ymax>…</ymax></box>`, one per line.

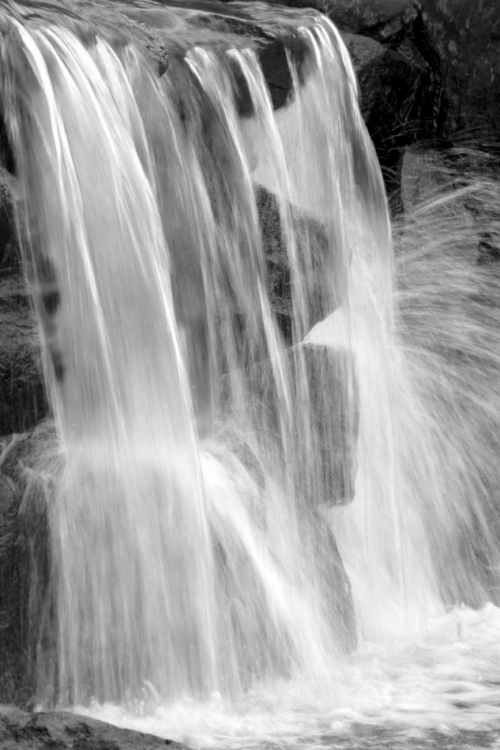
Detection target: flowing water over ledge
<box><xmin>1</xmin><ymin>1</ymin><xmax>500</xmax><ymax>747</ymax></box>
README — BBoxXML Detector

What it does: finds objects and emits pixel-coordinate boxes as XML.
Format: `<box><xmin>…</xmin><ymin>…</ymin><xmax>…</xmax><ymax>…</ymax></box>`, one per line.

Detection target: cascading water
<box><xmin>2</xmin><ymin>0</ymin><xmax>500</xmax><ymax>746</ymax></box>
<box><xmin>0</xmin><ymin>1</ymin><xmax>380</xmax><ymax>705</ymax></box>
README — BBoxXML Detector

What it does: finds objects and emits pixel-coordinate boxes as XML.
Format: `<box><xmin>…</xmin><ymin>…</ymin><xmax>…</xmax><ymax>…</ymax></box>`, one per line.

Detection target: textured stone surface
<box><xmin>0</xmin><ymin>425</ymin><xmax>55</xmax><ymax>705</ymax></box>
<box><xmin>0</xmin><ymin>273</ymin><xmax>47</xmax><ymax>437</ymax></box>
<box><xmin>257</xmin><ymin>186</ymin><xmax>347</xmax><ymax>343</ymax></box>
<box><xmin>227</xmin><ymin>342</ymin><xmax>359</xmax><ymax>650</ymax></box>
<box><xmin>0</xmin><ymin>706</ymin><xmax>189</xmax><ymax>750</ymax></box>
<box><xmin>240</xmin><ymin>344</ymin><xmax>359</xmax><ymax>509</ymax></box>
<box><xmin>0</xmin><ymin>168</ymin><xmax>47</xmax><ymax>438</ymax></box>
<box><xmin>419</xmin><ymin>0</ymin><xmax>500</xmax><ymax>136</ymax></box>
<box><xmin>345</xmin><ymin>32</ymin><xmax>428</xmax><ymax>196</ymax></box>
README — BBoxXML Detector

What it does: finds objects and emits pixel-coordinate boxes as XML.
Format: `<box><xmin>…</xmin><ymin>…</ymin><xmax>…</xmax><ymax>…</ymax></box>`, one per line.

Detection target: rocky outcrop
<box><xmin>0</xmin><ymin>706</ymin><xmax>188</xmax><ymax>750</ymax></box>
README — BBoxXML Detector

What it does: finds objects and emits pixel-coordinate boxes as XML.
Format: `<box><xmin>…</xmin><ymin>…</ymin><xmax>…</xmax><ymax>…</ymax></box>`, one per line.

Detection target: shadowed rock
<box><xmin>0</xmin><ymin>170</ymin><xmax>48</xmax><ymax>437</ymax></box>
<box><xmin>0</xmin><ymin>424</ymin><xmax>56</xmax><ymax>705</ymax></box>
<box><xmin>257</xmin><ymin>187</ymin><xmax>348</xmax><ymax>345</ymax></box>
<box><xmin>0</xmin><ymin>706</ymin><xmax>190</xmax><ymax>750</ymax></box>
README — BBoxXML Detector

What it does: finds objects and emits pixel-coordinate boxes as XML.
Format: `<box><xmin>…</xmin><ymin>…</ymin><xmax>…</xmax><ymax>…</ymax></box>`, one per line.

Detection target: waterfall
<box><xmin>0</xmin><ymin>6</ymin><xmax>389</xmax><ymax>705</ymax></box>
<box><xmin>3</xmin><ymin>1</ymin><xmax>500</xmax><ymax>739</ymax></box>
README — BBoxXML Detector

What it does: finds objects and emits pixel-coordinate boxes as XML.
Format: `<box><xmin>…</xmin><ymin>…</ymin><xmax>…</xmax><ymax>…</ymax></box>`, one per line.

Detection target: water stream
<box><xmin>1</xmin><ymin>1</ymin><xmax>500</xmax><ymax>746</ymax></box>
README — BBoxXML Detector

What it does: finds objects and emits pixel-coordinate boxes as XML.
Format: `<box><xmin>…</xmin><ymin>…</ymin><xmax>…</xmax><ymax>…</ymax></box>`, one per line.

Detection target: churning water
<box><xmin>1</xmin><ymin>0</ymin><xmax>500</xmax><ymax>746</ymax></box>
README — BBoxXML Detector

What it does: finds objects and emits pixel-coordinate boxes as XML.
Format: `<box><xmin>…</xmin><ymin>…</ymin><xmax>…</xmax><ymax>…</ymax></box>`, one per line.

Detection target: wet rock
<box><xmin>0</xmin><ymin>706</ymin><xmax>189</xmax><ymax>750</ymax></box>
<box><xmin>0</xmin><ymin>425</ymin><xmax>55</xmax><ymax>705</ymax></box>
<box><xmin>242</xmin><ymin>0</ymin><xmax>418</xmax><ymax>38</ymax></box>
<box><xmin>261</xmin><ymin>0</ymin><xmax>500</xmax><ymax>140</ymax></box>
<box><xmin>418</xmin><ymin>0</ymin><xmax>500</xmax><ymax>137</ymax></box>
<box><xmin>0</xmin><ymin>171</ymin><xmax>47</xmax><ymax>438</ymax></box>
<box><xmin>109</xmin><ymin>1</ymin><xmax>312</xmax><ymax>113</ymax></box>
<box><xmin>0</xmin><ymin>274</ymin><xmax>47</xmax><ymax>438</ymax></box>
<box><xmin>312</xmin><ymin>514</ymin><xmax>358</xmax><ymax>653</ymax></box>
<box><xmin>239</xmin><ymin>343</ymin><xmax>359</xmax><ymax>509</ymax></box>
<box><xmin>257</xmin><ymin>186</ymin><xmax>347</xmax><ymax>343</ymax></box>
<box><xmin>344</xmin><ymin>33</ymin><xmax>428</xmax><ymax>196</ymax></box>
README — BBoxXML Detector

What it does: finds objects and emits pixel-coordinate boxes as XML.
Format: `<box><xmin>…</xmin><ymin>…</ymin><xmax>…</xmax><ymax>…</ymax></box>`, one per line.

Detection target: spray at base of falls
<box><xmin>2</xmin><ymin>1</ymin><xmax>500</xmax><ymax>736</ymax></box>
<box><xmin>78</xmin><ymin>164</ymin><xmax>500</xmax><ymax>747</ymax></box>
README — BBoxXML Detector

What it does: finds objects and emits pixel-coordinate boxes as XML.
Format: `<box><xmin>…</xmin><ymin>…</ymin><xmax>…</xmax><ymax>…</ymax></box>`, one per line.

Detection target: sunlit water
<box><xmin>1</xmin><ymin>1</ymin><xmax>500</xmax><ymax>747</ymax></box>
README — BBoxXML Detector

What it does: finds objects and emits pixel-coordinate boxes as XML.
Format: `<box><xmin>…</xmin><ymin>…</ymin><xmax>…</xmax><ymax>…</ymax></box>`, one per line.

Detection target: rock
<box><xmin>257</xmin><ymin>186</ymin><xmax>347</xmax><ymax>343</ymax></box>
<box><xmin>0</xmin><ymin>169</ymin><xmax>47</xmax><ymax>437</ymax></box>
<box><xmin>0</xmin><ymin>706</ymin><xmax>189</xmax><ymax>750</ymax></box>
<box><xmin>258</xmin><ymin>0</ymin><xmax>500</xmax><ymax>140</ymax></box>
<box><xmin>219</xmin><ymin>343</ymin><xmax>359</xmax><ymax>652</ymax></box>
<box><xmin>312</xmin><ymin>513</ymin><xmax>358</xmax><ymax>653</ymax></box>
<box><xmin>0</xmin><ymin>408</ymin><xmax>357</xmax><ymax>706</ymax></box>
<box><xmin>0</xmin><ymin>424</ymin><xmax>56</xmax><ymax>705</ymax></box>
<box><xmin>236</xmin><ymin>343</ymin><xmax>359</xmax><ymax>508</ymax></box>
<box><xmin>106</xmin><ymin>1</ymin><xmax>313</xmax><ymax>112</ymax></box>
<box><xmin>418</xmin><ymin>0</ymin><xmax>500</xmax><ymax>137</ymax></box>
<box><xmin>344</xmin><ymin>33</ymin><xmax>429</xmax><ymax>197</ymax></box>
<box><xmin>0</xmin><ymin>273</ymin><xmax>47</xmax><ymax>438</ymax></box>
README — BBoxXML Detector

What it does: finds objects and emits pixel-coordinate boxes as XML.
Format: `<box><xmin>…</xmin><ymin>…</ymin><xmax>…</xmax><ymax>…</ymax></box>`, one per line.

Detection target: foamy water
<box><xmin>77</xmin><ymin>605</ymin><xmax>500</xmax><ymax>748</ymax></box>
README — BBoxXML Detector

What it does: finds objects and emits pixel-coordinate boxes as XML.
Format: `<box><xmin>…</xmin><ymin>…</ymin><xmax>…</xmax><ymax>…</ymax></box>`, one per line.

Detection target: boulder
<box><xmin>0</xmin><ymin>706</ymin><xmax>189</xmax><ymax>750</ymax></box>
<box><xmin>257</xmin><ymin>186</ymin><xmax>347</xmax><ymax>343</ymax></box>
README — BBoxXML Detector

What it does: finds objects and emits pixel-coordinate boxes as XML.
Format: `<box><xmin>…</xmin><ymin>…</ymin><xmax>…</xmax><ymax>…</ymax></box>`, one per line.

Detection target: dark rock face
<box><xmin>249</xmin><ymin>0</ymin><xmax>418</xmax><ymax>37</ymax></box>
<box><xmin>0</xmin><ymin>274</ymin><xmax>47</xmax><ymax>437</ymax></box>
<box><xmin>0</xmin><ymin>170</ymin><xmax>48</xmax><ymax>438</ymax></box>
<box><xmin>0</xmin><ymin>706</ymin><xmax>189</xmax><ymax>750</ymax></box>
<box><xmin>0</xmin><ymin>425</ymin><xmax>55</xmax><ymax>706</ymax></box>
<box><xmin>220</xmin><ymin>0</ymin><xmax>439</xmax><ymax>200</ymax></box>
<box><xmin>241</xmin><ymin>344</ymin><xmax>359</xmax><ymax>509</ymax></box>
<box><xmin>419</xmin><ymin>0</ymin><xmax>500</xmax><ymax>137</ymax></box>
<box><xmin>344</xmin><ymin>32</ymin><xmax>429</xmax><ymax>197</ymax></box>
<box><xmin>257</xmin><ymin>187</ymin><xmax>347</xmax><ymax>343</ymax></box>
<box><xmin>225</xmin><ymin>0</ymin><xmax>500</xmax><ymax>186</ymax></box>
